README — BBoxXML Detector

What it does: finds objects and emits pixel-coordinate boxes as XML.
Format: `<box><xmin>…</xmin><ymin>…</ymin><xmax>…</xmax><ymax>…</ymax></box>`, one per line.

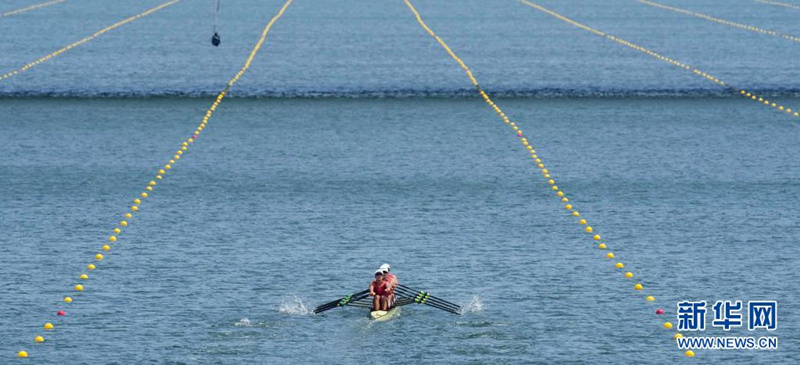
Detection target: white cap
<box><xmin>379</xmin><ymin>263</ymin><xmax>391</xmax><ymax>272</ymax></box>
<box><xmin>375</xmin><ymin>269</ymin><xmax>384</xmax><ymax>275</ymax></box>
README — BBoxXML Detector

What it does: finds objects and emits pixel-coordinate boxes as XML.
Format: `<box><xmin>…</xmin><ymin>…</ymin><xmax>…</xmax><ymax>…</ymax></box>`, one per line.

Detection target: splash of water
<box><xmin>460</xmin><ymin>295</ymin><xmax>484</xmax><ymax>313</ymax></box>
<box><xmin>279</xmin><ymin>294</ymin><xmax>313</xmax><ymax>315</ymax></box>
<box><xmin>234</xmin><ymin>318</ymin><xmax>252</xmax><ymax>327</ymax></box>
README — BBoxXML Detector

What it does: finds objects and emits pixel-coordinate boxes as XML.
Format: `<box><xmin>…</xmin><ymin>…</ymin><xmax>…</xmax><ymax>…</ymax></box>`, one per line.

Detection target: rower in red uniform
<box><xmin>379</xmin><ymin>263</ymin><xmax>397</xmax><ymax>307</ymax></box>
<box><xmin>369</xmin><ymin>270</ymin><xmax>390</xmax><ymax>311</ymax></box>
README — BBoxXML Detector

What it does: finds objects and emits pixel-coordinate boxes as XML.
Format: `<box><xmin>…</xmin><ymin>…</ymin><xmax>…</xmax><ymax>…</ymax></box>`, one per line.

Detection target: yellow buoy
<box><xmin>35</xmin><ymin>336</ymin><xmax>44</xmax><ymax>343</ymax></box>
<box><xmin>615</xmin><ymin>262</ymin><xmax>624</xmax><ymax>269</ymax></box>
<box><xmin>64</xmin><ymin>297</ymin><xmax>73</xmax><ymax>303</ymax></box>
<box><xmin>663</xmin><ymin>322</ymin><xmax>673</xmax><ymax>329</ymax></box>
<box><xmin>674</xmin><ymin>333</ymin><xmax>683</xmax><ymax>339</ymax></box>
<box><xmin>598</xmin><ymin>243</ymin><xmax>607</xmax><ymax>249</ymax></box>
<box><xmin>125</xmin><ymin>213</ymin><xmax>132</xmax><ymax>219</ymax></box>
<box><xmin>44</xmin><ymin>323</ymin><xmax>53</xmax><ymax>330</ymax></box>
<box><xmin>635</xmin><ymin>283</ymin><xmax>643</xmax><ymax>290</ymax></box>
<box><xmin>593</xmin><ymin>234</ymin><xmax>601</xmax><ymax>240</ymax></box>
<box><xmin>109</xmin><ymin>236</ymin><xmax>117</xmax><ymax>242</ymax></box>
<box><xmin>88</xmin><ymin>264</ymin><xmax>96</xmax><ymax>270</ymax></box>
<box><xmin>75</xmin><ymin>284</ymin><xmax>84</xmax><ymax>292</ymax></box>
<box><xmin>685</xmin><ymin>350</ymin><xmax>695</xmax><ymax>357</ymax></box>
<box><xmin>605</xmin><ymin>253</ymin><xmax>614</xmax><ymax>259</ymax></box>
<box><xmin>625</xmin><ymin>272</ymin><xmax>633</xmax><ymax>278</ymax></box>
<box><xmin>113</xmin><ymin>228</ymin><xmax>121</xmax><ymax>234</ymax></box>
<box><xmin>120</xmin><ymin>221</ymin><xmax>128</xmax><ymax>226</ymax></box>
<box><xmin>585</xmin><ymin>226</ymin><xmax>593</xmax><ymax>233</ymax></box>
<box><xmin>141</xmin><ymin>192</ymin><xmax>148</xmax><ymax>198</ymax></box>
<box><xmin>158</xmin><ymin>169</ymin><xmax>165</xmax><ymax>174</ymax></box>
<box><xmin>95</xmin><ymin>254</ymin><xmax>104</xmax><ymax>261</ymax></box>
<box><xmin>646</xmin><ymin>296</ymin><xmax>655</xmax><ymax>301</ymax></box>
<box><xmin>80</xmin><ymin>274</ymin><xmax>88</xmax><ymax>279</ymax></box>
<box><xmin>18</xmin><ymin>351</ymin><xmax>28</xmax><ymax>358</ymax></box>
<box><xmin>131</xmin><ymin>206</ymin><xmax>138</xmax><ymax>212</ymax></box>
<box><xmin>565</xmin><ymin>204</ymin><xmax>572</xmax><ymax>210</ymax></box>
<box><xmin>103</xmin><ymin>245</ymin><xmax>110</xmax><ymax>251</ymax></box>
<box><xmin>572</xmin><ymin>211</ymin><xmax>579</xmax><ymax>217</ymax></box>
<box><xmin>133</xmin><ymin>199</ymin><xmax>141</xmax><ymax>205</ymax></box>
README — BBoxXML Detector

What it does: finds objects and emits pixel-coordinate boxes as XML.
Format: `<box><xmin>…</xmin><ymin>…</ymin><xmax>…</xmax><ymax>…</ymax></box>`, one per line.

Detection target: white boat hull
<box><xmin>369</xmin><ymin>307</ymin><xmax>400</xmax><ymax>321</ymax></box>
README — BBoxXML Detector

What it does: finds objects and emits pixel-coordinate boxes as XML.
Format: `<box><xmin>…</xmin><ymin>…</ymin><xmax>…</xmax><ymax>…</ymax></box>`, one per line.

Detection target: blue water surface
<box><xmin>1</xmin><ymin>0</ymin><xmax>799</xmax><ymax>364</ymax></box>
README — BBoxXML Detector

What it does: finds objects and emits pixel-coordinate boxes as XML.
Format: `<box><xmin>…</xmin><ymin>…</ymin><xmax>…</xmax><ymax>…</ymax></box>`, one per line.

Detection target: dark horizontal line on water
<box><xmin>2</xmin><ymin>88</ymin><xmax>800</xmax><ymax>99</ymax></box>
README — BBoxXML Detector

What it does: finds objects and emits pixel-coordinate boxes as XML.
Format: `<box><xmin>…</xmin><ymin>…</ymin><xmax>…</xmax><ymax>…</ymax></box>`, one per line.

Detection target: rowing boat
<box><xmin>369</xmin><ymin>307</ymin><xmax>400</xmax><ymax>321</ymax></box>
<box><xmin>313</xmin><ymin>284</ymin><xmax>462</xmax><ymax>316</ymax></box>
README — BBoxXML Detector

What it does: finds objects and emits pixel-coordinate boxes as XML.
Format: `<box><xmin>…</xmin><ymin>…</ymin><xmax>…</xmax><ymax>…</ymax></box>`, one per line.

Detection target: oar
<box><xmin>395</xmin><ymin>285</ymin><xmax>461</xmax><ymax>311</ymax></box>
<box><xmin>395</xmin><ymin>285</ymin><xmax>461</xmax><ymax>314</ymax></box>
<box><xmin>314</xmin><ymin>292</ymin><xmax>369</xmax><ymax>313</ymax></box>
<box><xmin>400</xmin><ymin>286</ymin><xmax>460</xmax><ymax>308</ymax></box>
<box><xmin>347</xmin><ymin>302</ymin><xmax>373</xmax><ymax>308</ymax></box>
<box><xmin>313</xmin><ymin>289</ymin><xmax>370</xmax><ymax>314</ymax></box>
<box><xmin>403</xmin><ymin>291</ymin><xmax>461</xmax><ymax>313</ymax></box>
<box><xmin>394</xmin><ymin>298</ymin><xmax>416</xmax><ymax>307</ymax></box>
<box><xmin>395</xmin><ymin>285</ymin><xmax>453</xmax><ymax>306</ymax></box>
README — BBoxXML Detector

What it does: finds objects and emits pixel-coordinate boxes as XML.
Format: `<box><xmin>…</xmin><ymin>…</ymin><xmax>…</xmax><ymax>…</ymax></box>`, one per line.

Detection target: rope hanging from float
<box><xmin>212</xmin><ymin>0</ymin><xmax>221</xmax><ymax>46</ymax></box>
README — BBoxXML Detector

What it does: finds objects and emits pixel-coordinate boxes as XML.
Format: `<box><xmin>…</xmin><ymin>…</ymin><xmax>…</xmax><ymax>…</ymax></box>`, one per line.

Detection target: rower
<box><xmin>369</xmin><ymin>270</ymin><xmax>390</xmax><ymax>311</ymax></box>
<box><xmin>379</xmin><ymin>263</ymin><xmax>397</xmax><ymax>307</ymax></box>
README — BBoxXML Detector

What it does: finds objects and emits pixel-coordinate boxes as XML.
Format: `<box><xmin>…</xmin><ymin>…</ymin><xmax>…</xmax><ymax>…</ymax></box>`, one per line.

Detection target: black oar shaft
<box><xmin>395</xmin><ymin>285</ymin><xmax>461</xmax><ymax>313</ymax></box>
<box><xmin>394</xmin><ymin>287</ymin><xmax>460</xmax><ymax>310</ymax></box>
<box><xmin>314</xmin><ymin>289</ymin><xmax>371</xmax><ymax>314</ymax></box>
<box><xmin>423</xmin><ymin>302</ymin><xmax>460</xmax><ymax>314</ymax></box>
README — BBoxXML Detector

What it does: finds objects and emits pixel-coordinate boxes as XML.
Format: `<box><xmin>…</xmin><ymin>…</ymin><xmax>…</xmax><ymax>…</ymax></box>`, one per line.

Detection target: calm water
<box><xmin>1</xmin><ymin>0</ymin><xmax>799</xmax><ymax>364</ymax></box>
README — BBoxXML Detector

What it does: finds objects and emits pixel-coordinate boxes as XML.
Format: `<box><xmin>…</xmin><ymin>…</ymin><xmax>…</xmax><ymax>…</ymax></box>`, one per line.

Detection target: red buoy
<box><xmin>656</xmin><ymin>309</ymin><xmax>664</xmax><ymax>315</ymax></box>
<box><xmin>57</xmin><ymin>310</ymin><xmax>66</xmax><ymax>316</ymax></box>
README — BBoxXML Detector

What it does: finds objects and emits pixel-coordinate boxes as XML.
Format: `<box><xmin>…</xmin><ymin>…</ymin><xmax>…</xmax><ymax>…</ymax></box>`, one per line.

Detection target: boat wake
<box><xmin>460</xmin><ymin>295</ymin><xmax>484</xmax><ymax>313</ymax></box>
<box><xmin>279</xmin><ymin>294</ymin><xmax>313</xmax><ymax>315</ymax></box>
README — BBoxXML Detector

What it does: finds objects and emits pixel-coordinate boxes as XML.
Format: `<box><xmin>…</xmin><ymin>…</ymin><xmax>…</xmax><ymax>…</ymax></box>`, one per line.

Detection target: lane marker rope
<box><xmin>403</xmin><ymin>0</ymin><xmax>687</xmax><ymax>356</ymax></box>
<box><xmin>1</xmin><ymin>0</ymin><xmax>65</xmax><ymax>18</ymax></box>
<box><xmin>755</xmin><ymin>0</ymin><xmax>800</xmax><ymax>10</ymax></box>
<box><xmin>636</xmin><ymin>0</ymin><xmax>800</xmax><ymax>43</ymax></box>
<box><xmin>15</xmin><ymin>0</ymin><xmax>295</xmax><ymax>359</ymax></box>
<box><xmin>519</xmin><ymin>0</ymin><xmax>799</xmax><ymax>123</ymax></box>
<box><xmin>1</xmin><ymin>0</ymin><xmax>181</xmax><ymax>82</ymax></box>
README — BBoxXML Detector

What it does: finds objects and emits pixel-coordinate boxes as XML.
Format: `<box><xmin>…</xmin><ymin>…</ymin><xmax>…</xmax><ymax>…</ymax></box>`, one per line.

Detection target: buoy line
<box><xmin>0</xmin><ymin>0</ymin><xmax>181</xmax><ymax>82</ymax></box>
<box><xmin>402</xmin><ymin>0</ymin><xmax>689</xmax><ymax>357</ymax></box>
<box><xmin>15</xmin><ymin>0</ymin><xmax>294</xmax><ymax>359</ymax></box>
<box><xmin>755</xmin><ymin>0</ymin><xmax>800</xmax><ymax>10</ymax></box>
<box><xmin>635</xmin><ymin>0</ymin><xmax>800</xmax><ymax>43</ymax></box>
<box><xmin>518</xmin><ymin>0</ymin><xmax>800</xmax><ymax>123</ymax></box>
<box><xmin>1</xmin><ymin>0</ymin><xmax>66</xmax><ymax>18</ymax></box>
